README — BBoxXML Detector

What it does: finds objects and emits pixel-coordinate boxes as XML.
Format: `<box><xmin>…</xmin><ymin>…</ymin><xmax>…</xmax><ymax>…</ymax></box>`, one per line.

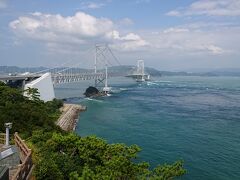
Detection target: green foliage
<box><xmin>151</xmin><ymin>161</ymin><xmax>186</xmax><ymax>180</ymax></box>
<box><xmin>34</xmin><ymin>156</ymin><xmax>64</xmax><ymax>180</ymax></box>
<box><xmin>31</xmin><ymin>132</ymin><xmax>186</xmax><ymax>180</ymax></box>
<box><xmin>24</xmin><ymin>87</ymin><xmax>41</xmax><ymax>102</ymax></box>
<box><xmin>0</xmin><ymin>84</ymin><xmax>61</xmax><ymax>137</ymax></box>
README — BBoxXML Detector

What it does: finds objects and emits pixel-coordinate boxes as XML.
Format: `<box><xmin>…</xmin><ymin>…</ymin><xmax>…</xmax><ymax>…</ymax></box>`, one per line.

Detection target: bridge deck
<box><xmin>0</xmin><ymin>75</ymin><xmax>41</xmax><ymax>81</ymax></box>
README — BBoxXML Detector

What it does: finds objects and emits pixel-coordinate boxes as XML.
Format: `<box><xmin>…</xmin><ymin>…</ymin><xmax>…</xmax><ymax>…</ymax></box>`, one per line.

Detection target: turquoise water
<box><xmin>55</xmin><ymin>76</ymin><xmax>240</xmax><ymax>179</ymax></box>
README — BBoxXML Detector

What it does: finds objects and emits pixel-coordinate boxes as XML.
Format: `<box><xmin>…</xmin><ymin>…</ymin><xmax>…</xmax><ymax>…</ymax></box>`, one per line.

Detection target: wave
<box><xmin>110</xmin><ymin>88</ymin><xmax>130</xmax><ymax>94</ymax></box>
<box><xmin>84</xmin><ymin>98</ymin><xmax>104</xmax><ymax>103</ymax></box>
<box><xmin>153</xmin><ymin>80</ymin><xmax>173</xmax><ymax>83</ymax></box>
<box><xmin>147</xmin><ymin>82</ymin><xmax>159</xmax><ymax>86</ymax></box>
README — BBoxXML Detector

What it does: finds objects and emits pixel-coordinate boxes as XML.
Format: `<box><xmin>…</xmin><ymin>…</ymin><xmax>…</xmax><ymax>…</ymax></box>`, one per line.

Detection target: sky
<box><xmin>0</xmin><ymin>0</ymin><xmax>240</xmax><ymax>71</ymax></box>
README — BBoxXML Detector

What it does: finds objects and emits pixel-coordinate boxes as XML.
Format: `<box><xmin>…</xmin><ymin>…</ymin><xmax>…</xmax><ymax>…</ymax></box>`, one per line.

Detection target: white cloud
<box><xmin>166</xmin><ymin>0</ymin><xmax>240</xmax><ymax>17</ymax></box>
<box><xmin>105</xmin><ymin>30</ymin><xmax>148</xmax><ymax>51</ymax></box>
<box><xmin>143</xmin><ymin>26</ymin><xmax>237</xmax><ymax>56</ymax></box>
<box><xmin>9</xmin><ymin>11</ymin><xmax>147</xmax><ymax>53</ymax></box>
<box><xmin>8</xmin><ymin>10</ymin><xmax>240</xmax><ymax>67</ymax></box>
<box><xmin>120</xmin><ymin>33</ymin><xmax>143</xmax><ymax>41</ymax></box>
<box><xmin>10</xmin><ymin>11</ymin><xmax>238</xmax><ymax>56</ymax></box>
<box><xmin>165</xmin><ymin>10</ymin><xmax>181</xmax><ymax>17</ymax></box>
<box><xmin>163</xmin><ymin>28</ymin><xmax>189</xmax><ymax>33</ymax></box>
<box><xmin>0</xmin><ymin>0</ymin><xmax>7</xmax><ymax>9</ymax></box>
<box><xmin>117</xmin><ymin>18</ymin><xmax>134</xmax><ymax>26</ymax></box>
<box><xmin>110</xmin><ymin>40</ymin><xmax>148</xmax><ymax>51</ymax></box>
<box><xmin>206</xmin><ymin>45</ymin><xmax>224</xmax><ymax>54</ymax></box>
<box><xmin>21</xmin><ymin>11</ymin><xmax>112</xmax><ymax>37</ymax></box>
<box><xmin>80</xmin><ymin>2</ymin><xmax>105</xmax><ymax>9</ymax></box>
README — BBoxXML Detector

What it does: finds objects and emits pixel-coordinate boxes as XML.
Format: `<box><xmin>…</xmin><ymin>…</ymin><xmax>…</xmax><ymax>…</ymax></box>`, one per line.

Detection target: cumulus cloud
<box><xmin>9</xmin><ymin>9</ymin><xmax>239</xmax><ymax>61</ymax></box>
<box><xmin>108</xmin><ymin>31</ymin><xmax>148</xmax><ymax>51</ymax></box>
<box><xmin>9</xmin><ymin>11</ymin><xmax>147</xmax><ymax>52</ymax></box>
<box><xmin>166</xmin><ymin>0</ymin><xmax>240</xmax><ymax>17</ymax></box>
<box><xmin>10</xmin><ymin>12</ymin><xmax>113</xmax><ymax>38</ymax></box>
<box><xmin>145</xmin><ymin>26</ymin><xmax>232</xmax><ymax>55</ymax></box>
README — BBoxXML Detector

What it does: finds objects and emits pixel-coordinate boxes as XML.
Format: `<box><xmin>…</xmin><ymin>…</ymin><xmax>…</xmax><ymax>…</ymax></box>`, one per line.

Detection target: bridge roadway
<box><xmin>0</xmin><ymin>72</ymin><xmax>125</xmax><ymax>85</ymax></box>
<box><xmin>52</xmin><ymin>72</ymin><xmax>106</xmax><ymax>85</ymax></box>
<box><xmin>52</xmin><ymin>72</ymin><xmax>126</xmax><ymax>85</ymax></box>
<box><xmin>0</xmin><ymin>74</ymin><xmax>41</xmax><ymax>81</ymax></box>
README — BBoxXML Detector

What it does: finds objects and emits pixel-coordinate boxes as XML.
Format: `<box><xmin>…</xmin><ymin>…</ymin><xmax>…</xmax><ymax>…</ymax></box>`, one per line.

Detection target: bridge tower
<box><xmin>94</xmin><ymin>44</ymin><xmax>111</xmax><ymax>92</ymax></box>
<box><xmin>137</xmin><ymin>60</ymin><xmax>145</xmax><ymax>76</ymax></box>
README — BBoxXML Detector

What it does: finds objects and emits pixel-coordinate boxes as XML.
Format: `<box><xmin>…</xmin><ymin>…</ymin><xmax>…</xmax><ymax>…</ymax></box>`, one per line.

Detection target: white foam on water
<box><xmin>85</xmin><ymin>97</ymin><xmax>103</xmax><ymax>103</ymax></box>
<box><xmin>154</xmin><ymin>80</ymin><xmax>172</xmax><ymax>83</ymax></box>
<box><xmin>119</xmin><ymin>88</ymin><xmax>128</xmax><ymax>91</ymax></box>
<box><xmin>147</xmin><ymin>82</ymin><xmax>159</xmax><ymax>86</ymax></box>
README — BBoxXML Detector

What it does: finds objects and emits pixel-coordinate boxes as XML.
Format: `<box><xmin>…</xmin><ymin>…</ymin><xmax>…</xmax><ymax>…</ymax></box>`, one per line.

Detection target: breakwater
<box><xmin>56</xmin><ymin>103</ymin><xmax>86</xmax><ymax>131</ymax></box>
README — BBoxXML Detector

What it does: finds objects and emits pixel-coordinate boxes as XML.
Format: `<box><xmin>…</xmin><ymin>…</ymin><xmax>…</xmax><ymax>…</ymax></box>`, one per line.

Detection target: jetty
<box><xmin>56</xmin><ymin>103</ymin><xmax>86</xmax><ymax>131</ymax></box>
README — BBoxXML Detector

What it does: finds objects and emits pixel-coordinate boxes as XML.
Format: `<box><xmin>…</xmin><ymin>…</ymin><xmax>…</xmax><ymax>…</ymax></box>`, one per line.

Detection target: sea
<box><xmin>55</xmin><ymin>76</ymin><xmax>240</xmax><ymax>180</ymax></box>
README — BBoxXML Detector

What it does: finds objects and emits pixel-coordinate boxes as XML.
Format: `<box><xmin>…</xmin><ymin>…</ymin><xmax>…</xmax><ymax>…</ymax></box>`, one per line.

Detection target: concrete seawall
<box><xmin>56</xmin><ymin>103</ymin><xmax>86</xmax><ymax>131</ymax></box>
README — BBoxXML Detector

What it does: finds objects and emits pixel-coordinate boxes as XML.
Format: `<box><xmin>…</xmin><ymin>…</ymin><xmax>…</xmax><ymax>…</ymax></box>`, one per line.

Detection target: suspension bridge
<box><xmin>33</xmin><ymin>44</ymin><xmax>123</xmax><ymax>86</ymax></box>
<box><xmin>0</xmin><ymin>44</ymin><xmax>149</xmax><ymax>101</ymax></box>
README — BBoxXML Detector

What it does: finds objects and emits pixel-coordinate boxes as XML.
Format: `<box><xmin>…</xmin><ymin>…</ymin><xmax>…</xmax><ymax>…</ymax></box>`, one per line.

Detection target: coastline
<box><xmin>56</xmin><ymin>103</ymin><xmax>86</xmax><ymax>131</ymax></box>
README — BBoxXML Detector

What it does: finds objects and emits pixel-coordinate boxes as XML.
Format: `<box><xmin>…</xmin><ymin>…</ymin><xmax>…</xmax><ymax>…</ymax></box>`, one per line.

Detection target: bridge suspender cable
<box><xmin>107</xmin><ymin>45</ymin><xmax>122</xmax><ymax>66</ymax></box>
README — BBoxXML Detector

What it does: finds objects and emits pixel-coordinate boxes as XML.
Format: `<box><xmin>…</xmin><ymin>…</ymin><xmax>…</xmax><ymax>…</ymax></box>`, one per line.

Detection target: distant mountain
<box><xmin>0</xmin><ymin>66</ymin><xmax>47</xmax><ymax>74</ymax></box>
<box><xmin>0</xmin><ymin>66</ymin><xmax>92</xmax><ymax>75</ymax></box>
<box><xmin>1</xmin><ymin>66</ymin><xmax>240</xmax><ymax>77</ymax></box>
<box><xmin>159</xmin><ymin>70</ymin><xmax>240</xmax><ymax>77</ymax></box>
<box><xmin>108</xmin><ymin>66</ymin><xmax>240</xmax><ymax>77</ymax></box>
<box><xmin>108</xmin><ymin>66</ymin><xmax>162</xmax><ymax>76</ymax></box>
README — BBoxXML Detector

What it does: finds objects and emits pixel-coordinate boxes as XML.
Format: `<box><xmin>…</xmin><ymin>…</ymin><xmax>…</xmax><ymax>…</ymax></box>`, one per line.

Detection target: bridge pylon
<box><xmin>94</xmin><ymin>44</ymin><xmax>111</xmax><ymax>90</ymax></box>
<box><xmin>137</xmin><ymin>60</ymin><xmax>145</xmax><ymax>76</ymax></box>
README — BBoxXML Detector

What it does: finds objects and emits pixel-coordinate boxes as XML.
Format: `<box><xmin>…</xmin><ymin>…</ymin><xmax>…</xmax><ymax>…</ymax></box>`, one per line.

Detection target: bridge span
<box><xmin>0</xmin><ymin>45</ymin><xmax>149</xmax><ymax>101</ymax></box>
<box><xmin>0</xmin><ymin>70</ymin><xmax>126</xmax><ymax>102</ymax></box>
<box><xmin>0</xmin><ymin>74</ymin><xmax>41</xmax><ymax>81</ymax></box>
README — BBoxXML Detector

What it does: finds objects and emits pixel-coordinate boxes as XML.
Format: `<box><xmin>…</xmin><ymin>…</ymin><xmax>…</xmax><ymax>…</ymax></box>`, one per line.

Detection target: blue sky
<box><xmin>1</xmin><ymin>0</ymin><xmax>240</xmax><ymax>71</ymax></box>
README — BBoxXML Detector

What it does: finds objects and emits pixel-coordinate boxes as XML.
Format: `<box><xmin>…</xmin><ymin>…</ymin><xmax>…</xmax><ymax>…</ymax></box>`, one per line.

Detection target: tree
<box><xmin>24</xmin><ymin>87</ymin><xmax>41</xmax><ymax>102</ymax></box>
<box><xmin>31</xmin><ymin>132</ymin><xmax>186</xmax><ymax>180</ymax></box>
<box><xmin>0</xmin><ymin>83</ymin><xmax>60</xmax><ymax>136</ymax></box>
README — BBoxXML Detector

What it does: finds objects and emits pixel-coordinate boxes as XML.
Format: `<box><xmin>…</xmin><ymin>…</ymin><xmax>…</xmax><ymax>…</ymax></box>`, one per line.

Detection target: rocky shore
<box><xmin>56</xmin><ymin>103</ymin><xmax>86</xmax><ymax>131</ymax></box>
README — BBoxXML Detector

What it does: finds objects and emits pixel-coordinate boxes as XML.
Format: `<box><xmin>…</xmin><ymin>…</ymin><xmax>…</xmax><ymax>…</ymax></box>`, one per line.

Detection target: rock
<box><xmin>84</xmin><ymin>86</ymin><xmax>99</xmax><ymax>97</ymax></box>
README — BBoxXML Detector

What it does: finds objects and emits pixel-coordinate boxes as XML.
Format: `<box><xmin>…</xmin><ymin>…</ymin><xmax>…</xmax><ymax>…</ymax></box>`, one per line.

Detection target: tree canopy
<box><xmin>32</xmin><ymin>131</ymin><xmax>186</xmax><ymax>180</ymax></box>
<box><xmin>0</xmin><ymin>83</ymin><xmax>62</xmax><ymax>136</ymax></box>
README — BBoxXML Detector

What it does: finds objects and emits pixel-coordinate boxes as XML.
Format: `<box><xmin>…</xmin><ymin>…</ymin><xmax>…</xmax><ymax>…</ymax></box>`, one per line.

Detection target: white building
<box><xmin>24</xmin><ymin>73</ymin><xmax>55</xmax><ymax>102</ymax></box>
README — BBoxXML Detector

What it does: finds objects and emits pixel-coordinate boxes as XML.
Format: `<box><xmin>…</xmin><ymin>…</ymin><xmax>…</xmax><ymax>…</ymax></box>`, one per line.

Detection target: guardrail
<box><xmin>12</xmin><ymin>132</ymin><xmax>33</xmax><ymax>180</ymax></box>
<box><xmin>0</xmin><ymin>133</ymin><xmax>5</xmax><ymax>145</ymax></box>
